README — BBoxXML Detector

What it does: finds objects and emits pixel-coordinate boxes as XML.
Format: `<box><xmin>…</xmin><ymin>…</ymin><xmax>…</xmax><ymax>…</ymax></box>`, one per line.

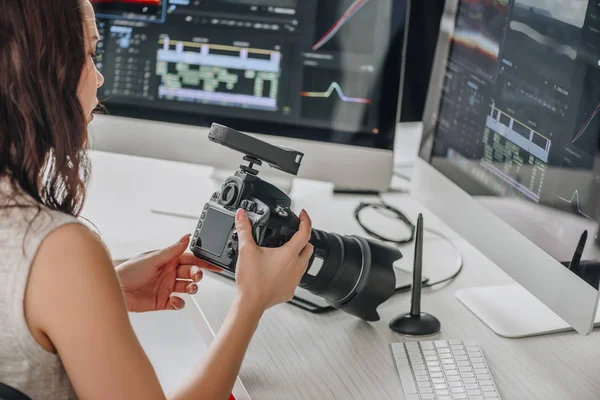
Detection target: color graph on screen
<box><xmin>557</xmin><ymin>190</ymin><xmax>593</xmax><ymax>220</ymax></box>
<box><xmin>300</xmin><ymin>66</ymin><xmax>373</xmax><ymax>125</ymax></box>
<box><xmin>312</xmin><ymin>0</ymin><xmax>371</xmax><ymax>51</ymax></box>
<box><xmin>571</xmin><ymin>103</ymin><xmax>600</xmax><ymax>145</ymax></box>
<box><xmin>301</xmin><ymin>82</ymin><xmax>372</xmax><ymax>104</ymax></box>
<box><xmin>312</xmin><ymin>0</ymin><xmax>377</xmax><ymax>54</ymax></box>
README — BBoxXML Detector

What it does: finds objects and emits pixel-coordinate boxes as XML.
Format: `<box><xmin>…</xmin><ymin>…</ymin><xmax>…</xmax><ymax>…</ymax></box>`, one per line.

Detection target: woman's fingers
<box><xmin>173</xmin><ymin>280</ymin><xmax>198</xmax><ymax>295</ymax></box>
<box><xmin>299</xmin><ymin>243</ymin><xmax>314</xmax><ymax>264</ymax></box>
<box><xmin>176</xmin><ymin>264</ymin><xmax>204</xmax><ymax>282</ymax></box>
<box><xmin>296</xmin><ymin>243</ymin><xmax>314</xmax><ymax>278</ymax></box>
<box><xmin>179</xmin><ymin>253</ymin><xmax>222</xmax><ymax>272</ymax></box>
<box><xmin>235</xmin><ymin>209</ymin><xmax>258</xmax><ymax>252</ymax></box>
<box><xmin>150</xmin><ymin>235</ymin><xmax>191</xmax><ymax>265</ymax></box>
<box><xmin>167</xmin><ymin>296</ymin><xmax>185</xmax><ymax>310</ymax></box>
<box><xmin>284</xmin><ymin>210</ymin><xmax>312</xmax><ymax>254</ymax></box>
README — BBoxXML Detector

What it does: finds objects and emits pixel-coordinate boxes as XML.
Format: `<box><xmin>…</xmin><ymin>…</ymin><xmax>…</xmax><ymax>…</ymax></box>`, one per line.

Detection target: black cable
<box><xmin>421</xmin><ymin>227</ymin><xmax>464</xmax><ymax>288</ymax></box>
<box><xmin>423</xmin><ymin>265</ymin><xmax>463</xmax><ymax>287</ymax></box>
<box><xmin>423</xmin><ymin>260</ymin><xmax>463</xmax><ymax>288</ymax></box>
<box><xmin>354</xmin><ymin>195</ymin><xmax>464</xmax><ymax>287</ymax></box>
<box><xmin>354</xmin><ymin>200</ymin><xmax>416</xmax><ymax>245</ymax></box>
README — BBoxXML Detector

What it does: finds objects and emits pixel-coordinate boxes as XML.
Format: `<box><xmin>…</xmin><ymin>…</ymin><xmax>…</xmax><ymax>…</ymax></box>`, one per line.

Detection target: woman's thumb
<box><xmin>235</xmin><ymin>208</ymin><xmax>255</xmax><ymax>247</ymax></box>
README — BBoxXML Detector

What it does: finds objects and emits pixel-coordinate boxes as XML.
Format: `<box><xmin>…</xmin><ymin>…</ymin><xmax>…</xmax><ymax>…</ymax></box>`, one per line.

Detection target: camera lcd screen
<box><xmin>199</xmin><ymin>209</ymin><xmax>235</xmax><ymax>256</ymax></box>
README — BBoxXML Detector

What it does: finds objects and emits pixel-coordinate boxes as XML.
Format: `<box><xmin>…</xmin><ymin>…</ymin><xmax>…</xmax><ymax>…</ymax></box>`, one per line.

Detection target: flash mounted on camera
<box><xmin>208</xmin><ymin>123</ymin><xmax>304</xmax><ymax>176</ymax></box>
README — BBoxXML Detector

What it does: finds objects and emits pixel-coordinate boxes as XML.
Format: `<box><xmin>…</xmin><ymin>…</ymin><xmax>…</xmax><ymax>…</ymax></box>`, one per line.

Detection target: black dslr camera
<box><xmin>190</xmin><ymin>124</ymin><xmax>402</xmax><ymax>321</ymax></box>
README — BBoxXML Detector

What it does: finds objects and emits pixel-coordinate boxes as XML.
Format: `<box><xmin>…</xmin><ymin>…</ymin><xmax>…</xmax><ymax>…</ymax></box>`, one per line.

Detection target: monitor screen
<box><xmin>427</xmin><ymin>0</ymin><xmax>600</xmax><ymax>264</ymax></box>
<box><xmin>91</xmin><ymin>0</ymin><xmax>408</xmax><ymax>151</ymax></box>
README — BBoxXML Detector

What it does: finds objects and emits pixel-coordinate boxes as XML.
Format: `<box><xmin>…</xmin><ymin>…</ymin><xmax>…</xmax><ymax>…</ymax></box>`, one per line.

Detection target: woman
<box><xmin>0</xmin><ymin>1</ymin><xmax>314</xmax><ymax>399</ymax></box>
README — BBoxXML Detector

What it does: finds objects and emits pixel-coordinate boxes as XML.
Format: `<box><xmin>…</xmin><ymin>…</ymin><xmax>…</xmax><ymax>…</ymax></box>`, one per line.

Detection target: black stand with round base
<box><xmin>390</xmin><ymin>214</ymin><xmax>441</xmax><ymax>336</ymax></box>
<box><xmin>389</xmin><ymin>312</ymin><xmax>441</xmax><ymax>336</ymax></box>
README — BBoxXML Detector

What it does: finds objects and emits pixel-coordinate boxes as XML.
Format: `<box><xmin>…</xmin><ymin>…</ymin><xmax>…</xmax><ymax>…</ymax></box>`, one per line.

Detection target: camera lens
<box><xmin>299</xmin><ymin>229</ymin><xmax>401</xmax><ymax>321</ymax></box>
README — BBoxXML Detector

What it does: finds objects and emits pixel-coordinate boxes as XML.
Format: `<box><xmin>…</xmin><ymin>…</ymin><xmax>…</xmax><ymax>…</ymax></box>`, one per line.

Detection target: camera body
<box><xmin>189</xmin><ymin>123</ymin><xmax>401</xmax><ymax>322</ymax></box>
<box><xmin>190</xmin><ymin>161</ymin><xmax>301</xmax><ymax>271</ymax></box>
<box><xmin>190</xmin><ymin>123</ymin><xmax>306</xmax><ymax>271</ymax></box>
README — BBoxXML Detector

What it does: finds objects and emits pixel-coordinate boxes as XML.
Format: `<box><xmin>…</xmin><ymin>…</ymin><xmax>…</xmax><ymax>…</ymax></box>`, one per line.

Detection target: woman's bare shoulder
<box><xmin>26</xmin><ymin>221</ymin><xmax>123</xmax><ymax>339</ymax></box>
<box><xmin>37</xmin><ymin>222</ymin><xmax>111</xmax><ymax>266</ymax></box>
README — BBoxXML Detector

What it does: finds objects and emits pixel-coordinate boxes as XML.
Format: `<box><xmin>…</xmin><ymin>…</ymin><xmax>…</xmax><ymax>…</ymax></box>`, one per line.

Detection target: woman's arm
<box><xmin>169</xmin><ymin>296</ymin><xmax>263</xmax><ymax>400</ymax></box>
<box><xmin>24</xmin><ymin>209</ymin><xmax>312</xmax><ymax>400</ymax></box>
<box><xmin>170</xmin><ymin>208</ymin><xmax>314</xmax><ymax>400</ymax></box>
<box><xmin>26</xmin><ymin>223</ymin><xmax>168</xmax><ymax>399</ymax></box>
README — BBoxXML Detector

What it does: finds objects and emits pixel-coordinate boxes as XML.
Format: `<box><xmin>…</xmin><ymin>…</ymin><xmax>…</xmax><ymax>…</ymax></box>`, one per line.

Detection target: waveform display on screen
<box><xmin>571</xmin><ymin>103</ymin><xmax>600</xmax><ymax>144</ymax></box>
<box><xmin>301</xmin><ymin>82</ymin><xmax>371</xmax><ymax>104</ymax></box>
<box><xmin>312</xmin><ymin>0</ymin><xmax>371</xmax><ymax>51</ymax></box>
<box><xmin>557</xmin><ymin>190</ymin><xmax>593</xmax><ymax>220</ymax></box>
<box><xmin>300</xmin><ymin>66</ymin><xmax>373</xmax><ymax>126</ymax></box>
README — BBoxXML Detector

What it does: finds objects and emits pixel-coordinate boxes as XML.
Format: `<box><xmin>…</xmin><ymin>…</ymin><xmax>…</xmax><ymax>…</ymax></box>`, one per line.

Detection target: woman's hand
<box><xmin>234</xmin><ymin>208</ymin><xmax>314</xmax><ymax>311</ymax></box>
<box><xmin>116</xmin><ymin>235</ymin><xmax>221</xmax><ymax>312</ymax></box>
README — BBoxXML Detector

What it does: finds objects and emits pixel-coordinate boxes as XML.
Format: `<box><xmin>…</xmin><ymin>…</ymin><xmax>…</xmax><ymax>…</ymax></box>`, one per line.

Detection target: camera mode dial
<box><xmin>240</xmin><ymin>199</ymin><xmax>256</xmax><ymax>212</ymax></box>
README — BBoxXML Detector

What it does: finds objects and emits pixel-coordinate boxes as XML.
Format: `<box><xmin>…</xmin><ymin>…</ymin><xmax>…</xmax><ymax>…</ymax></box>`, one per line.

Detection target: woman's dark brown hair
<box><xmin>0</xmin><ymin>0</ymin><xmax>90</xmax><ymax>217</ymax></box>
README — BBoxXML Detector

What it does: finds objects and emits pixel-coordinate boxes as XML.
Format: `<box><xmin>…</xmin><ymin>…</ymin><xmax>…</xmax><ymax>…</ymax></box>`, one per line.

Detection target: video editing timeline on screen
<box><xmin>434</xmin><ymin>0</ymin><xmax>600</xmax><ymax>219</ymax></box>
<box><xmin>92</xmin><ymin>0</ymin><xmax>391</xmax><ymax>136</ymax></box>
<box><xmin>156</xmin><ymin>36</ymin><xmax>281</xmax><ymax>111</ymax></box>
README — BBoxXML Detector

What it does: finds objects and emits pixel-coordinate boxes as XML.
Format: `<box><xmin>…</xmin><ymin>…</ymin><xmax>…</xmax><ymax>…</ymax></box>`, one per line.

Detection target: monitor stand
<box><xmin>455</xmin><ymin>285</ymin><xmax>600</xmax><ymax>338</ymax></box>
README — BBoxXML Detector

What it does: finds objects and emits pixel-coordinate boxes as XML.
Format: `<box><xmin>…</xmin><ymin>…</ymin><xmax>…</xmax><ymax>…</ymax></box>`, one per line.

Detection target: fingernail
<box><xmin>300</xmin><ymin>209</ymin><xmax>306</xmax><ymax>218</ymax></box>
<box><xmin>170</xmin><ymin>299</ymin><xmax>182</xmax><ymax>310</ymax></box>
<box><xmin>236</xmin><ymin>208</ymin><xmax>245</xmax><ymax>221</ymax></box>
<box><xmin>187</xmin><ymin>284</ymin><xmax>198</xmax><ymax>294</ymax></box>
<box><xmin>192</xmin><ymin>272</ymin><xmax>202</xmax><ymax>282</ymax></box>
<box><xmin>179</xmin><ymin>234</ymin><xmax>191</xmax><ymax>244</ymax></box>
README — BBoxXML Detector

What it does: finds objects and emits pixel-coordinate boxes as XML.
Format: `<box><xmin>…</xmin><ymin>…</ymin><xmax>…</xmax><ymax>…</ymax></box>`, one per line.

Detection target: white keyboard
<box><xmin>391</xmin><ymin>340</ymin><xmax>501</xmax><ymax>400</ymax></box>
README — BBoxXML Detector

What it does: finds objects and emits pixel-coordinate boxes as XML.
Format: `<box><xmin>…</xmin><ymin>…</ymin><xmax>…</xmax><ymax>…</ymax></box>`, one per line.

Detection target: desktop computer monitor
<box><xmin>88</xmin><ymin>0</ymin><xmax>409</xmax><ymax>192</ymax></box>
<box><xmin>414</xmin><ymin>0</ymin><xmax>600</xmax><ymax>337</ymax></box>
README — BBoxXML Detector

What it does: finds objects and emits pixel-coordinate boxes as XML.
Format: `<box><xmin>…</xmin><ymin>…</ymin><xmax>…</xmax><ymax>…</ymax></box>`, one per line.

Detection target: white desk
<box><xmin>81</xmin><ymin>150</ymin><xmax>600</xmax><ymax>400</ymax></box>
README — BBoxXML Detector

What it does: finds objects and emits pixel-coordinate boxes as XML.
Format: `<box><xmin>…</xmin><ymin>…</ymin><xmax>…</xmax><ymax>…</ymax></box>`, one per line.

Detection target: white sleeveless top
<box><xmin>0</xmin><ymin>179</ymin><xmax>78</xmax><ymax>399</ymax></box>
